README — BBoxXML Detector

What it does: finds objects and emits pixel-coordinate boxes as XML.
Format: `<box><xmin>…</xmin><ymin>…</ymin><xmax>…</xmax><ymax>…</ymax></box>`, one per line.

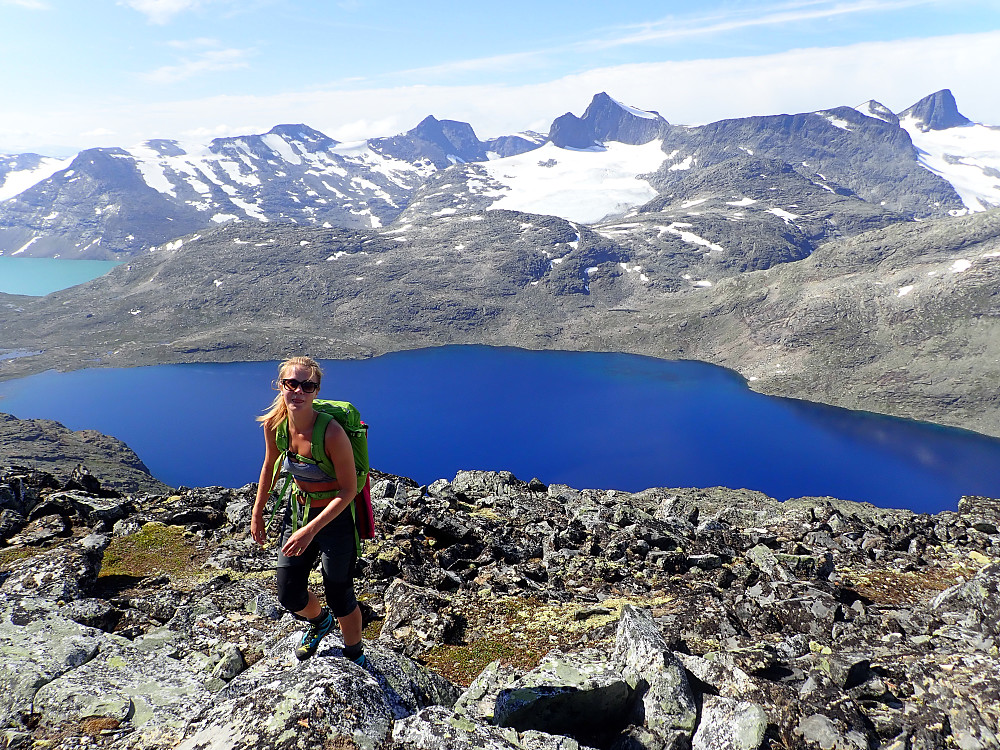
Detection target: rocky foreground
<box><xmin>2</xmin><ymin>461</ymin><xmax>1000</xmax><ymax>750</ymax></box>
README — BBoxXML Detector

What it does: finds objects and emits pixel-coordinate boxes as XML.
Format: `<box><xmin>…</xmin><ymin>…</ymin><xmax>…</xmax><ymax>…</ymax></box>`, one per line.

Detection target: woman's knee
<box><xmin>276</xmin><ymin>568</ymin><xmax>309</xmax><ymax>613</ymax></box>
<box><xmin>323</xmin><ymin>576</ymin><xmax>358</xmax><ymax>618</ymax></box>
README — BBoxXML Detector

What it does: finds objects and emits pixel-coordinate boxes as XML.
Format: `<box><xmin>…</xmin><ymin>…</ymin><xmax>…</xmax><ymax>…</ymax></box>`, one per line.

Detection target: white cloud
<box><xmin>585</xmin><ymin>0</ymin><xmax>942</xmax><ymax>49</ymax></box>
<box><xmin>120</xmin><ymin>0</ymin><xmax>203</xmax><ymax>24</ymax></box>
<box><xmin>141</xmin><ymin>47</ymin><xmax>253</xmax><ymax>84</ymax></box>
<box><xmin>3</xmin><ymin>30</ymin><xmax>1000</xmax><ymax>154</ymax></box>
<box><xmin>391</xmin><ymin>51</ymin><xmax>551</xmax><ymax>81</ymax></box>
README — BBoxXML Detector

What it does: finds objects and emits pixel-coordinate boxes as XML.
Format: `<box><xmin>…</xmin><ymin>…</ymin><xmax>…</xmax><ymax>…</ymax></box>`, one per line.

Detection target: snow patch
<box><xmin>767</xmin><ymin>207</ymin><xmax>799</xmax><ymax>224</ymax></box>
<box><xmin>12</xmin><ymin>237</ymin><xmax>41</xmax><ymax>255</ymax></box>
<box><xmin>620</xmin><ymin>262</ymin><xmax>650</xmax><ymax>282</ymax></box>
<box><xmin>822</xmin><ymin>114</ymin><xmax>852</xmax><ymax>131</ymax></box>
<box><xmin>950</xmin><ymin>259</ymin><xmax>972</xmax><ymax>273</ymax></box>
<box><xmin>897</xmin><ymin>285</ymin><xmax>914</xmax><ymax>297</ymax></box>
<box><xmin>608</xmin><ymin>95</ymin><xmax>660</xmax><ymax>120</ymax></box>
<box><xmin>261</xmin><ymin>133</ymin><xmax>302</xmax><ymax>165</ymax></box>
<box><xmin>0</xmin><ymin>156</ymin><xmax>73</xmax><ymax>201</ymax></box>
<box><xmin>662</xmin><ymin>223</ymin><xmax>724</xmax><ymax>253</ymax></box>
<box><xmin>669</xmin><ymin>155</ymin><xmax>694</xmax><ymax>171</ymax></box>
<box><xmin>478</xmin><ymin>140</ymin><xmax>665</xmax><ymax>224</ymax></box>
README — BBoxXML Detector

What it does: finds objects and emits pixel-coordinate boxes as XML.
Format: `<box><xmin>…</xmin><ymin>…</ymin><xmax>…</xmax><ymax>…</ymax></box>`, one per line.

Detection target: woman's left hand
<box><xmin>281</xmin><ymin>526</ymin><xmax>318</xmax><ymax>557</ymax></box>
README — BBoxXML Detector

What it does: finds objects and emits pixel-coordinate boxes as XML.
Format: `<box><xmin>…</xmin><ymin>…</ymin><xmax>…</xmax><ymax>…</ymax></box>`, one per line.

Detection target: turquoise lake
<box><xmin>1</xmin><ymin>346</ymin><xmax>998</xmax><ymax>514</ymax></box>
<box><xmin>0</xmin><ymin>257</ymin><xmax>122</xmax><ymax>296</ymax></box>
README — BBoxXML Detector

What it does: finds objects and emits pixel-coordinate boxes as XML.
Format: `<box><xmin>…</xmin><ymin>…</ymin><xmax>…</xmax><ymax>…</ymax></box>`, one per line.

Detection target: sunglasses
<box><xmin>280</xmin><ymin>378</ymin><xmax>319</xmax><ymax>393</ymax></box>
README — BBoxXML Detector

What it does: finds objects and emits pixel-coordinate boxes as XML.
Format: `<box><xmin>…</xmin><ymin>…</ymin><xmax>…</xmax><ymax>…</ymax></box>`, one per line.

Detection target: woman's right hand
<box><xmin>250</xmin><ymin>508</ymin><xmax>266</xmax><ymax>546</ymax></box>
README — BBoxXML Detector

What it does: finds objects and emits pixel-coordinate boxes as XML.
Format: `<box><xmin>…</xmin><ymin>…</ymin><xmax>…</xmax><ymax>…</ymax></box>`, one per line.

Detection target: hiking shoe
<box><xmin>295</xmin><ymin>612</ymin><xmax>334</xmax><ymax>661</ymax></box>
<box><xmin>350</xmin><ymin>653</ymin><xmax>367</xmax><ymax>667</ymax></box>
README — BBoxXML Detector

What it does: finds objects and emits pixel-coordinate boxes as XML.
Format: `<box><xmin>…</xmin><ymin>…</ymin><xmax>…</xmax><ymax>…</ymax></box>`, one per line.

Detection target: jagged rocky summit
<box><xmin>2</xmin><ymin>460</ymin><xmax>1000</xmax><ymax>750</ymax></box>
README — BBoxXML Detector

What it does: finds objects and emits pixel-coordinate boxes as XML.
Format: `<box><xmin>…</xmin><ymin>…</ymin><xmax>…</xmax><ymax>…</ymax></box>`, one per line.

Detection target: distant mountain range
<box><xmin>1</xmin><ymin>89</ymin><xmax>998</xmax><ymax>261</ymax></box>
<box><xmin>2</xmin><ymin>89</ymin><xmax>999</xmax><ymax>442</ymax></box>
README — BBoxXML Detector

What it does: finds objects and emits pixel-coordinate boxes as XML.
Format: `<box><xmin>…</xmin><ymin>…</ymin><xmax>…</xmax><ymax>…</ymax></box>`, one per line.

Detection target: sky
<box><xmin>2</xmin><ymin>0</ymin><xmax>1000</xmax><ymax>155</ymax></box>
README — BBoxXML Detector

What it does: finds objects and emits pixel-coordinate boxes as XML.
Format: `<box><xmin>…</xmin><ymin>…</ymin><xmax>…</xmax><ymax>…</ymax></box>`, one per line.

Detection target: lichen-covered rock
<box><xmin>614</xmin><ymin>605</ymin><xmax>697</xmax><ymax>735</ymax></box>
<box><xmin>794</xmin><ymin>713</ymin><xmax>869</xmax><ymax>750</ymax></box>
<box><xmin>393</xmin><ymin>705</ymin><xmax>520</xmax><ymax>750</ymax></box>
<box><xmin>0</xmin><ymin>597</ymin><xmax>103</xmax><ymax>731</ymax></box>
<box><xmin>931</xmin><ymin>562</ymin><xmax>1000</xmax><ymax>639</ymax></box>
<box><xmin>176</xmin><ymin>653</ymin><xmax>392</xmax><ymax>750</ymax></box>
<box><xmin>455</xmin><ymin>660</ymin><xmax>523</xmax><ymax>723</ymax></box>
<box><xmin>2</xmin><ymin>532</ymin><xmax>108</xmax><ymax>603</ymax></box>
<box><xmin>494</xmin><ymin>649</ymin><xmax>631</xmax><ymax>742</ymax></box>
<box><xmin>380</xmin><ymin>578</ymin><xmax>461</xmax><ymax>657</ymax></box>
<box><xmin>691</xmin><ymin>695</ymin><xmax>767</xmax><ymax>750</ymax></box>
<box><xmin>32</xmin><ymin>632</ymin><xmax>212</xmax><ymax>740</ymax></box>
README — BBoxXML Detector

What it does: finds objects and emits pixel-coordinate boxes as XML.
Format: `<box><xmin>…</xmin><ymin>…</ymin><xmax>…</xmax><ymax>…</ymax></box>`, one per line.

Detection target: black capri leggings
<box><xmin>275</xmin><ymin>503</ymin><xmax>358</xmax><ymax>618</ymax></box>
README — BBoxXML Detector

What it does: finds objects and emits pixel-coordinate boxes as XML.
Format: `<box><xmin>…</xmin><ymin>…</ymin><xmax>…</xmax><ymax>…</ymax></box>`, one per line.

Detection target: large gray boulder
<box><xmin>2</xmin><ymin>532</ymin><xmax>109</xmax><ymax>603</ymax></box>
<box><xmin>493</xmin><ymin>649</ymin><xmax>631</xmax><ymax>742</ymax></box>
<box><xmin>33</xmin><ymin>632</ymin><xmax>212</xmax><ymax>740</ymax></box>
<box><xmin>380</xmin><ymin>578</ymin><xmax>462</xmax><ymax>657</ymax></box>
<box><xmin>613</xmin><ymin>605</ymin><xmax>698</xmax><ymax>736</ymax></box>
<box><xmin>691</xmin><ymin>696</ymin><xmax>767</xmax><ymax>750</ymax></box>
<box><xmin>393</xmin><ymin>705</ymin><xmax>520</xmax><ymax>750</ymax></box>
<box><xmin>0</xmin><ymin>596</ymin><xmax>103</xmax><ymax>730</ymax></box>
<box><xmin>176</xmin><ymin>652</ymin><xmax>393</xmax><ymax>750</ymax></box>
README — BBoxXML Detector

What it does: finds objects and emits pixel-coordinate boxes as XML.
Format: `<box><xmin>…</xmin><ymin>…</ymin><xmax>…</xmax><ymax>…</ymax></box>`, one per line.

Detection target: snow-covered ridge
<box><xmin>126</xmin><ymin>133</ymin><xmax>433</xmax><ymax>227</ymax></box>
<box><xmin>900</xmin><ymin>117</ymin><xmax>1000</xmax><ymax>213</ymax></box>
<box><xmin>0</xmin><ymin>156</ymin><xmax>72</xmax><ymax>202</ymax></box>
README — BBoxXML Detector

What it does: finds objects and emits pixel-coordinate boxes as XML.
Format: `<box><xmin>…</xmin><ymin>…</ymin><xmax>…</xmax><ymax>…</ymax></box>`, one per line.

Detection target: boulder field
<box><xmin>2</xmin><ymin>463</ymin><xmax>999</xmax><ymax>750</ymax></box>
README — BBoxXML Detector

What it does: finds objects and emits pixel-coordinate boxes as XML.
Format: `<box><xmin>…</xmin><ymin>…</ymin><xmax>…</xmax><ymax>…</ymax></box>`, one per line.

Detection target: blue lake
<box><xmin>0</xmin><ymin>346</ymin><xmax>998</xmax><ymax>514</ymax></box>
<box><xmin>0</xmin><ymin>258</ymin><xmax>122</xmax><ymax>296</ymax></box>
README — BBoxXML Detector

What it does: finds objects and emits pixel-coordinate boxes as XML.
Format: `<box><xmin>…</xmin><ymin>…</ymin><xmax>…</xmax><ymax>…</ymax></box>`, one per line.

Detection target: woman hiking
<box><xmin>250</xmin><ymin>356</ymin><xmax>366</xmax><ymax>664</ymax></box>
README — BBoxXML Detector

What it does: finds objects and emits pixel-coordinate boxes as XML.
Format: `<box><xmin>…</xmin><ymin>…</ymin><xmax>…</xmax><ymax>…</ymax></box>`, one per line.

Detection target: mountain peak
<box><xmin>580</xmin><ymin>92</ymin><xmax>667</xmax><ymax>145</ymax></box>
<box><xmin>266</xmin><ymin>124</ymin><xmax>338</xmax><ymax>149</ymax></box>
<box><xmin>856</xmin><ymin>100</ymin><xmax>899</xmax><ymax>126</ymax></box>
<box><xmin>548</xmin><ymin>112</ymin><xmax>601</xmax><ymax>149</ymax></box>
<box><xmin>898</xmin><ymin>89</ymin><xmax>972</xmax><ymax>131</ymax></box>
<box><xmin>408</xmin><ymin>116</ymin><xmax>484</xmax><ymax>162</ymax></box>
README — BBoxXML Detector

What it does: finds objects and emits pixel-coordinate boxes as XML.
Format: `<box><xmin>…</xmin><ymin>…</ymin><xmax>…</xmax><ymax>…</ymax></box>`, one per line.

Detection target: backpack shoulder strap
<box><xmin>310</xmin><ymin>410</ymin><xmax>337</xmax><ymax>479</ymax></box>
<box><xmin>275</xmin><ymin>418</ymin><xmax>289</xmax><ymax>453</ymax></box>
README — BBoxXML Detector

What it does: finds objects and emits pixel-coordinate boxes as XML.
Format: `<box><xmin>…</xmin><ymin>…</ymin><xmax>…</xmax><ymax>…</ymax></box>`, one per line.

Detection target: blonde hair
<box><xmin>257</xmin><ymin>356</ymin><xmax>323</xmax><ymax>431</ymax></box>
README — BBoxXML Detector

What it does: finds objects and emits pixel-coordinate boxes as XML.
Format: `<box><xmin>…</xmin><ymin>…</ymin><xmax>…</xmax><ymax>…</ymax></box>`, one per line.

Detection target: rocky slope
<box><xmin>2</xmin><ymin>451</ymin><xmax>999</xmax><ymax>750</ymax></box>
<box><xmin>2</xmin><ymin>207</ymin><xmax>999</xmax><ymax>438</ymax></box>
<box><xmin>0</xmin><ymin>414</ymin><xmax>171</xmax><ymax>495</ymax></box>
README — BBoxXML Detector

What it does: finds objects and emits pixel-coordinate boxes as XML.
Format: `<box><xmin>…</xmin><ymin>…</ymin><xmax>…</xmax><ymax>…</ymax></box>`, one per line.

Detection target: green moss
<box><xmin>422</xmin><ymin>638</ymin><xmax>543</xmax><ymax>686</ymax></box>
<box><xmin>0</xmin><ymin>546</ymin><xmax>42</xmax><ymax>569</ymax></box>
<box><xmin>100</xmin><ymin>523</ymin><xmax>199</xmax><ymax>578</ymax></box>
<box><xmin>420</xmin><ymin>592</ymin><xmax>676</xmax><ymax>686</ymax></box>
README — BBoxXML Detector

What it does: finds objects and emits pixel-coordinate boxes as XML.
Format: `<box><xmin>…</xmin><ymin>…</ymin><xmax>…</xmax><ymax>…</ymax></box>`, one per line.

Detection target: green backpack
<box><xmin>267</xmin><ymin>400</ymin><xmax>372</xmax><ymax>549</ymax></box>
